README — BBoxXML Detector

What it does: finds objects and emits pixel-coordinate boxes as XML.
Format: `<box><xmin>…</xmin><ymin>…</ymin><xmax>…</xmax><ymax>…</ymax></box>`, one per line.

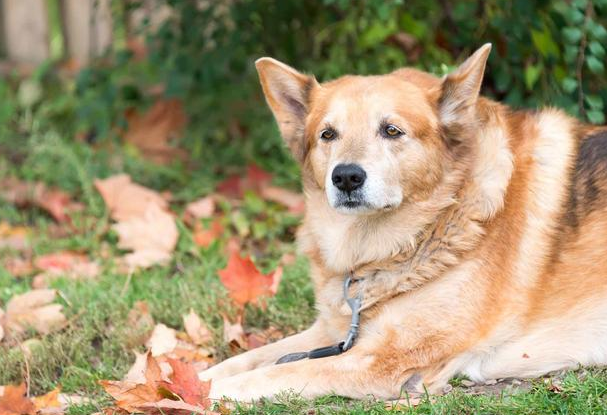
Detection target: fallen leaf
<box><xmin>113</xmin><ymin>204</ymin><xmax>178</xmax><ymax>270</ymax></box>
<box><xmin>182</xmin><ymin>310</ymin><xmax>212</xmax><ymax>346</ymax></box>
<box><xmin>222</xmin><ymin>315</ymin><xmax>247</xmax><ymax>351</ymax></box>
<box><xmin>101</xmin><ymin>353</ymin><xmax>163</xmax><ymax>412</ymax></box>
<box><xmin>246</xmin><ymin>332</ymin><xmax>268</xmax><ymax>350</ymax></box>
<box><xmin>260</xmin><ymin>186</ymin><xmax>305</xmax><ymax>214</ymax></box>
<box><xmin>3</xmin><ymin>289</ymin><xmax>66</xmax><ymax>340</ymax></box>
<box><xmin>217</xmin><ymin>164</ymin><xmax>272</xmax><ymax>198</ymax></box>
<box><xmin>218</xmin><ymin>253</ymin><xmax>282</xmax><ymax>307</ymax></box>
<box><xmin>0</xmin><ymin>179</ymin><xmax>78</xmax><ymax>224</ymax></box>
<box><xmin>124</xmin><ymin>352</ymin><xmax>149</xmax><ymax>384</ymax></box>
<box><xmin>32</xmin><ymin>387</ymin><xmax>61</xmax><ymax>411</ymax></box>
<box><xmin>192</xmin><ymin>219</ymin><xmax>223</xmax><ymax>248</ymax></box>
<box><xmin>139</xmin><ymin>399</ymin><xmax>211</xmax><ymax>414</ymax></box>
<box><xmin>94</xmin><ymin>174</ymin><xmax>169</xmax><ymax>222</ymax></box>
<box><xmin>3</xmin><ymin>257</ymin><xmax>34</xmax><ymax>278</ymax></box>
<box><xmin>158</xmin><ymin>359</ymin><xmax>211</xmax><ymax>407</ymax></box>
<box><xmin>184</xmin><ymin>196</ymin><xmax>216</xmax><ymax>222</ymax></box>
<box><xmin>32</xmin><ymin>252</ymin><xmax>100</xmax><ymax>288</ymax></box>
<box><xmin>101</xmin><ymin>353</ymin><xmax>214</xmax><ymax>414</ymax></box>
<box><xmin>0</xmin><ymin>222</ymin><xmax>30</xmax><ymax>251</ymax></box>
<box><xmin>123</xmin><ymin>99</ymin><xmax>187</xmax><ymax>164</ymax></box>
<box><xmin>0</xmin><ymin>383</ymin><xmax>35</xmax><ymax>415</ymax></box>
<box><xmin>146</xmin><ymin>324</ymin><xmax>178</xmax><ymax>357</ymax></box>
<box><xmin>36</xmin><ymin>189</ymin><xmax>74</xmax><ymax>224</ymax></box>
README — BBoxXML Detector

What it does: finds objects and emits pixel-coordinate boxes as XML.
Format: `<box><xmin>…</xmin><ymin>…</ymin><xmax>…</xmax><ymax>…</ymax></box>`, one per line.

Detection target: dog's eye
<box><xmin>383</xmin><ymin>124</ymin><xmax>404</xmax><ymax>138</ymax></box>
<box><xmin>320</xmin><ymin>129</ymin><xmax>337</xmax><ymax>141</ymax></box>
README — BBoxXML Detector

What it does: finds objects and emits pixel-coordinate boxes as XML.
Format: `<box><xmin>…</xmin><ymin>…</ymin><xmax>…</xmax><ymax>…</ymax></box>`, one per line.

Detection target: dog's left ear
<box><xmin>439</xmin><ymin>44</ymin><xmax>492</xmax><ymax>128</ymax></box>
<box><xmin>255</xmin><ymin>58</ymin><xmax>319</xmax><ymax>163</ymax></box>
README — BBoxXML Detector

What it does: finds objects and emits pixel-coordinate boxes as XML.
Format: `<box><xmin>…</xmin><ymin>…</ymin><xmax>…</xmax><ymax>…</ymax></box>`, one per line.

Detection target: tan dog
<box><xmin>200</xmin><ymin>44</ymin><xmax>607</xmax><ymax>402</ymax></box>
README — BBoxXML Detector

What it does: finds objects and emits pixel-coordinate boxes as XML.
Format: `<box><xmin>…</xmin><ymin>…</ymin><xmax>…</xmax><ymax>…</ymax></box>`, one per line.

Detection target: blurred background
<box><xmin>0</xmin><ymin>0</ymin><xmax>606</xmax><ymax>195</ymax></box>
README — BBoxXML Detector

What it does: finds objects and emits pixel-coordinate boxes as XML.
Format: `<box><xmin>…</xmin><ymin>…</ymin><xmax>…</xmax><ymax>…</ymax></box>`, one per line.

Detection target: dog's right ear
<box><xmin>255</xmin><ymin>58</ymin><xmax>319</xmax><ymax>163</ymax></box>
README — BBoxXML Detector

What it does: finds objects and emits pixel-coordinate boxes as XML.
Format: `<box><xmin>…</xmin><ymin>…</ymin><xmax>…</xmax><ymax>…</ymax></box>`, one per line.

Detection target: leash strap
<box><xmin>276</xmin><ymin>276</ymin><xmax>362</xmax><ymax>364</ymax></box>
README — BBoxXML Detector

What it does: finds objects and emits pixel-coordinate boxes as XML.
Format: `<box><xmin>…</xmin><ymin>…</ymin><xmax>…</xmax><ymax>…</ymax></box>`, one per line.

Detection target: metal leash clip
<box><xmin>275</xmin><ymin>274</ymin><xmax>363</xmax><ymax>364</ymax></box>
<box><xmin>341</xmin><ymin>275</ymin><xmax>362</xmax><ymax>352</ymax></box>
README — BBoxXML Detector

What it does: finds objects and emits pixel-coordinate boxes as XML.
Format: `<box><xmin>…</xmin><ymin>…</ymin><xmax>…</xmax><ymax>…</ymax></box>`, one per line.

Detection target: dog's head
<box><xmin>256</xmin><ymin>45</ymin><xmax>491</xmax><ymax>215</ymax></box>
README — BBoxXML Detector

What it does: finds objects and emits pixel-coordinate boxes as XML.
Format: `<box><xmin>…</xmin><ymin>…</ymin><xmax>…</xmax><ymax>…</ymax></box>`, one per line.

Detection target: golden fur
<box><xmin>199</xmin><ymin>44</ymin><xmax>607</xmax><ymax>401</ymax></box>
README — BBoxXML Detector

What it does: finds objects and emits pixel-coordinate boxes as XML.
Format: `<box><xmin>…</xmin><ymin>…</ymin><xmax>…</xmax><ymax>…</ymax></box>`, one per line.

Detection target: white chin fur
<box><xmin>325</xmin><ymin>179</ymin><xmax>403</xmax><ymax>215</ymax></box>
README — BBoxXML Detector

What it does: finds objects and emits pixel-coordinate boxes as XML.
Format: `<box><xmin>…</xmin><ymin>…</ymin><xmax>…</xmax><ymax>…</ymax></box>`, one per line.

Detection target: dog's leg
<box><xmin>207</xmin><ymin>343</ymin><xmax>414</xmax><ymax>401</ymax></box>
<box><xmin>199</xmin><ymin>322</ymin><xmax>332</xmax><ymax>380</ymax></box>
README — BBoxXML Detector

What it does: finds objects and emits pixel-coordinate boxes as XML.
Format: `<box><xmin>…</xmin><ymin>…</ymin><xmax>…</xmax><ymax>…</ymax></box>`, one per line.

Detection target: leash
<box><xmin>276</xmin><ymin>275</ymin><xmax>362</xmax><ymax>364</ymax></box>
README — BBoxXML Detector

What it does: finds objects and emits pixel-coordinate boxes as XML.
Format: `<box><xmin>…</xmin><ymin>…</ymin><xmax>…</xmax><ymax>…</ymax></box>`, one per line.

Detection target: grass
<box><xmin>2</xmin><ymin>85</ymin><xmax>607</xmax><ymax>415</ymax></box>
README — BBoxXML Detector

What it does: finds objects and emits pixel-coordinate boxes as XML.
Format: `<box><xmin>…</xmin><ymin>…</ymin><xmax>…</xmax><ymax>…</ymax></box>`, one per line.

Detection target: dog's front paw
<box><xmin>208</xmin><ymin>376</ymin><xmax>262</xmax><ymax>402</ymax></box>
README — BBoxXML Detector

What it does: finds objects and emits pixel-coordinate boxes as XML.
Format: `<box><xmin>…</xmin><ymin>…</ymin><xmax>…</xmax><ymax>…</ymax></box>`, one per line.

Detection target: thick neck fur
<box><xmin>298</xmin><ymin>100</ymin><xmax>514</xmax><ymax>296</ymax></box>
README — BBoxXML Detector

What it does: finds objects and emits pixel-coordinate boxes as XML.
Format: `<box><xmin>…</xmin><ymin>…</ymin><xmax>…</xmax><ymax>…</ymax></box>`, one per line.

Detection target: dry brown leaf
<box><xmin>184</xmin><ymin>196</ymin><xmax>216</xmax><ymax>222</ymax></box>
<box><xmin>0</xmin><ymin>383</ymin><xmax>35</xmax><ymax>415</ymax></box>
<box><xmin>123</xmin><ymin>99</ymin><xmax>187</xmax><ymax>164</ymax></box>
<box><xmin>101</xmin><ymin>353</ymin><xmax>163</xmax><ymax>412</ymax></box>
<box><xmin>113</xmin><ymin>204</ymin><xmax>178</xmax><ymax>270</ymax></box>
<box><xmin>124</xmin><ymin>352</ymin><xmax>149</xmax><ymax>384</ymax></box>
<box><xmin>146</xmin><ymin>323</ymin><xmax>178</xmax><ymax>357</ymax></box>
<box><xmin>0</xmin><ymin>179</ymin><xmax>79</xmax><ymax>224</ymax></box>
<box><xmin>3</xmin><ymin>289</ymin><xmax>66</xmax><ymax>339</ymax></box>
<box><xmin>94</xmin><ymin>174</ymin><xmax>169</xmax><ymax>222</ymax></box>
<box><xmin>182</xmin><ymin>309</ymin><xmax>212</xmax><ymax>346</ymax></box>
<box><xmin>138</xmin><ymin>399</ymin><xmax>211</xmax><ymax>414</ymax></box>
<box><xmin>3</xmin><ymin>257</ymin><xmax>34</xmax><ymax>278</ymax></box>
<box><xmin>222</xmin><ymin>315</ymin><xmax>247</xmax><ymax>351</ymax></box>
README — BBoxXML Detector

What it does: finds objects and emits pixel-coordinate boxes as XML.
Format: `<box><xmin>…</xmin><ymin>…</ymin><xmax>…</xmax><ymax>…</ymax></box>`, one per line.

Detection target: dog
<box><xmin>199</xmin><ymin>44</ymin><xmax>607</xmax><ymax>402</ymax></box>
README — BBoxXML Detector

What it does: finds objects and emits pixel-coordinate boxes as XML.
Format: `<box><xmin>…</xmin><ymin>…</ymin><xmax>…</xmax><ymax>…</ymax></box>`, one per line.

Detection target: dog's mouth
<box><xmin>334</xmin><ymin>192</ymin><xmax>371</xmax><ymax>212</ymax></box>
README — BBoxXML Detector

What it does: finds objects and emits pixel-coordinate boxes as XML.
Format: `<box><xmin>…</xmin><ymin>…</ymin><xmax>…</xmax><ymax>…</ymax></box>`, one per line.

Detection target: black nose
<box><xmin>331</xmin><ymin>164</ymin><xmax>367</xmax><ymax>193</ymax></box>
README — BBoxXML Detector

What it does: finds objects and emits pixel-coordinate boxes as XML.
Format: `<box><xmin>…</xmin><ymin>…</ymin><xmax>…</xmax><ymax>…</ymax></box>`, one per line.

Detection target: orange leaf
<box><xmin>100</xmin><ymin>353</ymin><xmax>163</xmax><ymax>412</ymax></box>
<box><xmin>32</xmin><ymin>387</ymin><xmax>61</xmax><ymax>411</ymax></box>
<box><xmin>0</xmin><ymin>384</ymin><xmax>35</xmax><ymax>415</ymax></box>
<box><xmin>158</xmin><ymin>359</ymin><xmax>211</xmax><ymax>407</ymax></box>
<box><xmin>218</xmin><ymin>253</ymin><xmax>282</xmax><ymax>307</ymax></box>
<box><xmin>192</xmin><ymin>220</ymin><xmax>223</xmax><ymax>248</ymax></box>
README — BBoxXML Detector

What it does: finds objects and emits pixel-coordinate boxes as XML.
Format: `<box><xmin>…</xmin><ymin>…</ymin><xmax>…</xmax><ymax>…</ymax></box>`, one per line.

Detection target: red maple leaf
<box><xmin>218</xmin><ymin>253</ymin><xmax>282</xmax><ymax>307</ymax></box>
<box><xmin>159</xmin><ymin>359</ymin><xmax>211</xmax><ymax>407</ymax></box>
